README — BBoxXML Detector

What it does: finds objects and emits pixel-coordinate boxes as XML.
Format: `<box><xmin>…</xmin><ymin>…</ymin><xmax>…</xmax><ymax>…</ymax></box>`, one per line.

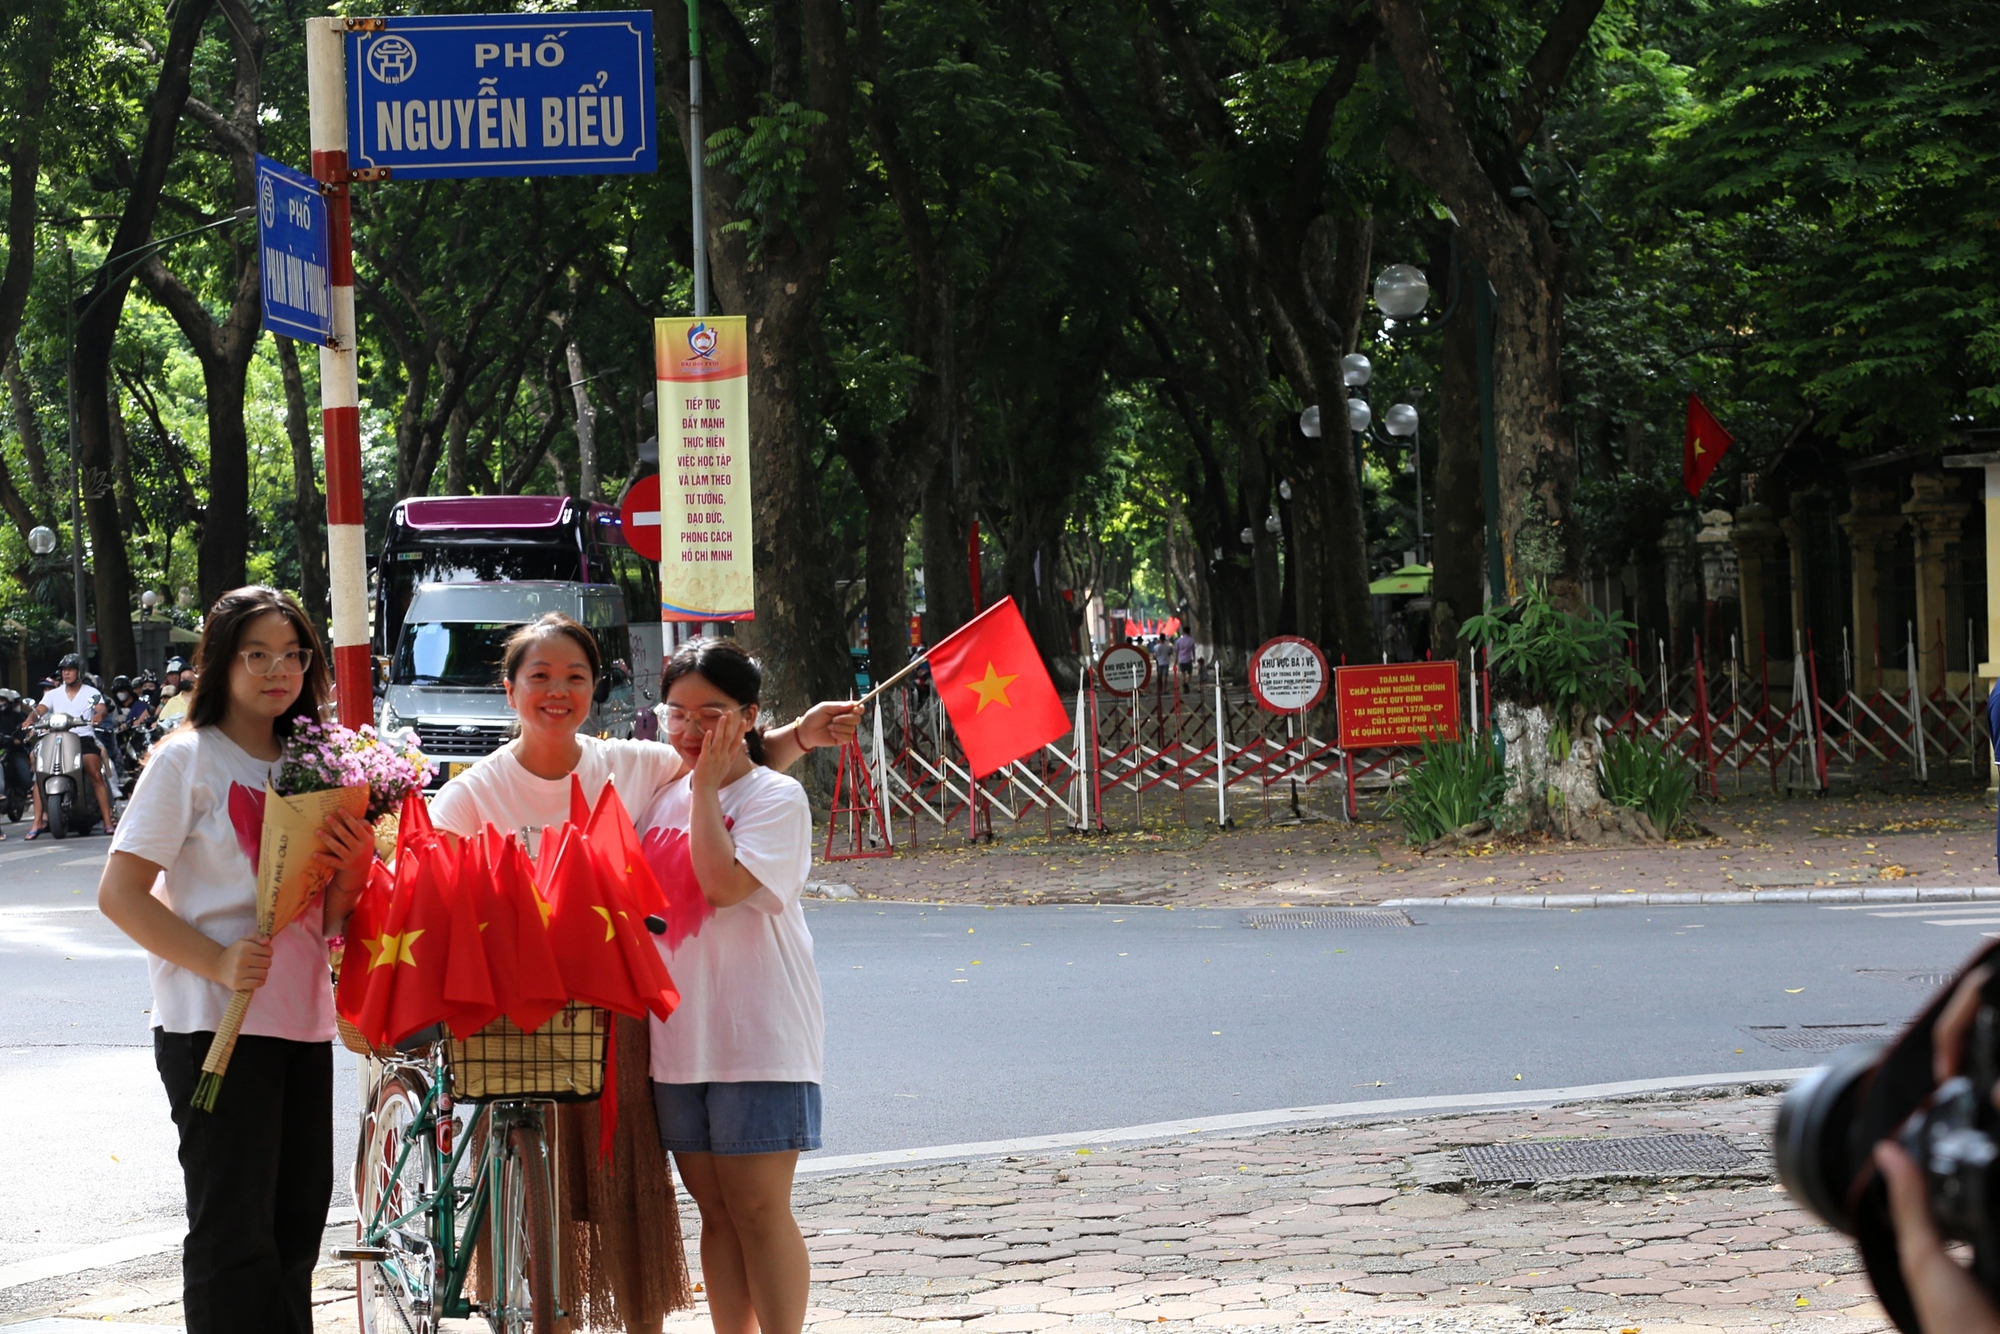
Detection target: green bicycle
<box><xmin>336</xmin><ymin>1006</ymin><xmax>607</xmax><ymax>1334</ymax></box>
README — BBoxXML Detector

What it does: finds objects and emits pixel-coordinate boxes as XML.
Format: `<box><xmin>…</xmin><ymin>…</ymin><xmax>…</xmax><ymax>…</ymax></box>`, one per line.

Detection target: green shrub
<box><xmin>1459</xmin><ymin>581</ymin><xmax>1640</xmax><ymax>723</ymax></box>
<box><xmin>1390</xmin><ymin>729</ymin><xmax>1507</xmax><ymax>846</ymax></box>
<box><xmin>1598</xmin><ymin>732</ymin><xmax>1697</xmax><ymax>836</ymax></box>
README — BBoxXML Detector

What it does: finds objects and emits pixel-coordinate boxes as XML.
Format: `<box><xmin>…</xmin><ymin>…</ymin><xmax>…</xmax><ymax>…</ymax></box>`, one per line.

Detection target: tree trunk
<box><xmin>275</xmin><ymin>334</ymin><xmax>330</xmax><ymax>637</ymax></box>
<box><xmin>1430</xmin><ymin>251</ymin><xmax>1484</xmax><ymax>664</ymax></box>
<box><xmin>5</xmin><ymin>351</ymin><xmax>53</xmax><ymax>510</ymax></box>
<box><xmin>566</xmin><ymin>339</ymin><xmax>597</xmax><ymax>501</ymax></box>
<box><xmin>0</xmin><ymin>0</ymin><xmax>58</xmax><ymax>374</ymax></box>
<box><xmin>1377</xmin><ymin>0</ymin><xmax>1602</xmax><ymax>606</ymax></box>
<box><xmin>196</xmin><ymin>356</ymin><xmax>252</xmax><ymax>606</ymax></box>
<box><xmin>71</xmin><ymin>0</ymin><xmax>213</xmax><ymax>676</ymax></box>
<box><xmin>920</xmin><ymin>454</ymin><xmax>975</xmax><ymax>646</ymax></box>
<box><xmin>862</xmin><ymin>497</ymin><xmax>913</xmax><ymax>683</ymax></box>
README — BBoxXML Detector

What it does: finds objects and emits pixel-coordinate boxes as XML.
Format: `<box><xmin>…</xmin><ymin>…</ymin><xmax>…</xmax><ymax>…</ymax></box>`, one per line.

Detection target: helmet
<box><xmin>165</xmin><ymin>657</ymin><xmax>188</xmax><ymax>675</ymax></box>
<box><xmin>58</xmin><ymin>653</ymin><xmax>84</xmax><ymax>672</ymax></box>
<box><xmin>111</xmin><ymin>675</ymin><xmax>131</xmax><ymax>691</ymax></box>
<box><xmin>137</xmin><ymin>669</ymin><xmax>158</xmax><ymax>684</ymax></box>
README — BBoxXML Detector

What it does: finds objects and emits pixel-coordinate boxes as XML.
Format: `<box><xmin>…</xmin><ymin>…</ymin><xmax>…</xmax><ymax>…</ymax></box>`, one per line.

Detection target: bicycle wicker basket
<box><xmin>444</xmin><ymin>1002</ymin><xmax>607</xmax><ymax>1102</ymax></box>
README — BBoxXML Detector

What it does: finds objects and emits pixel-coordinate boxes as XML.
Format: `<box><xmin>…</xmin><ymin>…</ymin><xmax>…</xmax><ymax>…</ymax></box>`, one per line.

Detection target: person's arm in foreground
<box><xmin>760</xmin><ymin>700</ymin><xmax>861</xmax><ymax>773</ymax></box>
<box><xmin>99</xmin><ymin>851</ymin><xmax>272</xmax><ymax>991</ymax></box>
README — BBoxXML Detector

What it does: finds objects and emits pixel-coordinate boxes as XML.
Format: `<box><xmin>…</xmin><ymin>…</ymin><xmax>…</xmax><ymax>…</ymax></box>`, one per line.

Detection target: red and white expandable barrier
<box><xmin>305</xmin><ymin>19</ymin><xmax>371</xmax><ymax>727</ymax></box>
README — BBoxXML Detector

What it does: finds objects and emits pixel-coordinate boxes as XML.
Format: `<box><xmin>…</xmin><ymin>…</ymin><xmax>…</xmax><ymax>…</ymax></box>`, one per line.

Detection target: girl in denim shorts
<box><xmin>642</xmin><ymin>638</ymin><xmax>823</xmax><ymax>1334</ymax></box>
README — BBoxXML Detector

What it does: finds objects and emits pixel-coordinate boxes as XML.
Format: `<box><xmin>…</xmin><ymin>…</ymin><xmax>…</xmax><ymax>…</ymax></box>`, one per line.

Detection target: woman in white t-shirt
<box><xmin>641</xmin><ymin>637</ymin><xmax>821</xmax><ymax>1334</ymax></box>
<box><xmin>426</xmin><ymin>614</ymin><xmax>856</xmax><ymax>1330</ymax></box>
<box><xmin>95</xmin><ymin>587</ymin><xmax>377</xmax><ymax>1334</ymax></box>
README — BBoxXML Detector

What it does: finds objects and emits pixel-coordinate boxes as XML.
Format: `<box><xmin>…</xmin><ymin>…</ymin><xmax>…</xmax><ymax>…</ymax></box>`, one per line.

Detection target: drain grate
<box><xmin>1241</xmin><ymin>909</ymin><xmax>1413</xmax><ymax>929</ymax></box>
<box><xmin>1743</xmin><ymin>1023</ymin><xmax>1892</xmax><ymax>1052</ymax></box>
<box><xmin>1460</xmin><ymin>1133</ymin><xmax>1751</xmax><ymax>1183</ymax></box>
<box><xmin>1856</xmin><ymin>968</ymin><xmax>1957</xmax><ymax>993</ymax></box>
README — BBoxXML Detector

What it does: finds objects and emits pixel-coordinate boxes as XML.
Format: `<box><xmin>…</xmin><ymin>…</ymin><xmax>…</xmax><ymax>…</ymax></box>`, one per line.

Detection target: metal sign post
<box><xmin>306</xmin><ymin>13</ymin><xmax>660</xmax><ymax>726</ymax></box>
<box><xmin>305</xmin><ymin>19</ymin><xmax>369</xmax><ymax>726</ymax></box>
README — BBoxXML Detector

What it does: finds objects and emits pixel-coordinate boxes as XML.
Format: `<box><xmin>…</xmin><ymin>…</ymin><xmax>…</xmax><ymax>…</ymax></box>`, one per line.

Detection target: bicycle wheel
<box><xmin>488</xmin><ymin>1121</ymin><xmax>557</xmax><ymax>1334</ymax></box>
<box><xmin>356</xmin><ymin>1069</ymin><xmax>439</xmax><ymax>1334</ymax></box>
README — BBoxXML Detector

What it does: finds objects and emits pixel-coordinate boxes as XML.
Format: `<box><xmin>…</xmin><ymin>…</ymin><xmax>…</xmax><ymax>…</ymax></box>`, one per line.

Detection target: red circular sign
<box><xmin>618</xmin><ymin>474</ymin><xmax>663</xmax><ymax>561</ymax></box>
<box><xmin>1096</xmin><ymin>642</ymin><xmax>1153</xmax><ymax>696</ymax></box>
<box><xmin>1249</xmin><ymin>636</ymin><xmax>1329</xmax><ymax>713</ymax></box>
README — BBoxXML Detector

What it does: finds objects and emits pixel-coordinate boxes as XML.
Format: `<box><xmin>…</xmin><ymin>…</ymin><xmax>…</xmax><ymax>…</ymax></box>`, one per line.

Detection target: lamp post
<box><xmin>60</xmin><ymin>206</ymin><xmax>253</xmax><ymax>668</ymax></box>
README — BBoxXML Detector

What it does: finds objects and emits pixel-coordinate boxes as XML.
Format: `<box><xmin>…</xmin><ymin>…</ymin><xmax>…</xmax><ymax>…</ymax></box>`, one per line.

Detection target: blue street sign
<box><xmin>345</xmin><ymin>12</ymin><xmax>656</xmax><ymax>180</ymax></box>
<box><xmin>256</xmin><ymin>154</ymin><xmax>333</xmax><ymax>345</ymax></box>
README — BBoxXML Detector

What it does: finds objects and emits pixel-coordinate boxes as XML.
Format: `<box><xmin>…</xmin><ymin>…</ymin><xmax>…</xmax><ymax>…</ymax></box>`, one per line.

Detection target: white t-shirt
<box><xmin>429</xmin><ymin>734</ymin><xmax>685</xmax><ymax>850</ymax></box>
<box><xmin>40</xmin><ymin>683</ymin><xmax>103</xmax><ymax>722</ymax></box>
<box><xmin>641</xmin><ymin>766</ymin><xmax>822</xmax><ymax>1085</ymax></box>
<box><xmin>110</xmin><ymin>728</ymin><xmax>336</xmax><ymax>1042</ymax></box>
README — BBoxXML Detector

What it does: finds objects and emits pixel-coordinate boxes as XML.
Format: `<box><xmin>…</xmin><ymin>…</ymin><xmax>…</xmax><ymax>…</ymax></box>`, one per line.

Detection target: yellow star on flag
<box><xmin>963</xmin><ymin>661</ymin><xmax>1018</xmax><ymax>713</ymax></box>
<box><xmin>364</xmin><ymin>928</ymin><xmax>423</xmax><ymax>970</ymax></box>
<box><xmin>590</xmin><ymin>904</ymin><xmax>630</xmax><ymax>942</ymax></box>
<box><xmin>530</xmin><ymin>886</ymin><xmax>552</xmax><ymax>926</ymax></box>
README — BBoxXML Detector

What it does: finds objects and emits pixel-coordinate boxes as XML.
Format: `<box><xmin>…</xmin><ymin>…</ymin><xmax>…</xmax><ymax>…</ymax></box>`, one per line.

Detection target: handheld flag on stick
<box><xmin>1683</xmin><ymin>394</ymin><xmax>1734</xmax><ymax>497</ymax></box>
<box><xmin>919</xmin><ymin>597</ymin><xmax>1071</xmax><ymax>778</ymax></box>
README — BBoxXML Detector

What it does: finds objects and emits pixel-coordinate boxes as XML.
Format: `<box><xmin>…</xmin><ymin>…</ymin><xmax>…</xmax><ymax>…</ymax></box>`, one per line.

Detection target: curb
<box><xmin>795</xmin><ymin>1067</ymin><xmax>1810</xmax><ymax>1177</ymax></box>
<box><xmin>1379</xmin><ymin>885</ymin><xmax>2000</xmax><ymax>909</ymax></box>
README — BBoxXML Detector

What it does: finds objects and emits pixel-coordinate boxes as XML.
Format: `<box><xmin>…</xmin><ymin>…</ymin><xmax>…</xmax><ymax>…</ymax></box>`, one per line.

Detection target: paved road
<box><xmin>2</xmin><ymin>833</ymin><xmax>1990</xmax><ymax>1271</ymax></box>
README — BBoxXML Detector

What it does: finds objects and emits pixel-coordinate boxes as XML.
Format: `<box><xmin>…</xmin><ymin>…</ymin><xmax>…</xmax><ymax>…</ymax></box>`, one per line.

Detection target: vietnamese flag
<box><xmin>455</xmin><ymin>833</ymin><xmax>523</xmax><ymax>1029</ymax></box>
<box><xmin>494</xmin><ymin>832</ymin><xmax>569</xmax><ymax>1033</ymax></box>
<box><xmin>336</xmin><ymin>859</ymin><xmax>394</xmax><ymax>1031</ymax></box>
<box><xmin>542</xmin><ymin>825</ymin><xmax>675</xmax><ymax>1021</ymax></box>
<box><xmin>584</xmin><ymin>781</ymin><xmax>672</xmax><ymax>921</ymax></box>
<box><xmin>1683</xmin><ymin>394</ymin><xmax>1734</xmax><ymax>497</ymax></box>
<box><xmin>351</xmin><ymin>839</ymin><xmax>458</xmax><ymax>1046</ymax></box>
<box><xmin>433</xmin><ymin>840</ymin><xmax>497</xmax><ymax>1038</ymax></box>
<box><xmin>926</xmin><ymin>597</ymin><xmax>1072</xmax><ymax>778</ymax></box>
<box><xmin>640</xmin><ymin>824</ymin><xmax>714</xmax><ymax>950</ymax></box>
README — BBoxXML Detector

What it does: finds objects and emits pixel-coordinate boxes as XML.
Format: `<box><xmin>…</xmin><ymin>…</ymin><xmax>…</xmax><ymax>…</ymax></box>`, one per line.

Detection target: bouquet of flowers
<box><xmin>194</xmin><ymin>718</ymin><xmax>435</xmax><ymax>1110</ymax></box>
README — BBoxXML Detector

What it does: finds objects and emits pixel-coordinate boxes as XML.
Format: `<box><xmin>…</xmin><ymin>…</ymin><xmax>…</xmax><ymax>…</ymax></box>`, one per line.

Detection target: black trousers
<box><xmin>154</xmin><ymin>1030</ymin><xmax>333</xmax><ymax>1334</ymax></box>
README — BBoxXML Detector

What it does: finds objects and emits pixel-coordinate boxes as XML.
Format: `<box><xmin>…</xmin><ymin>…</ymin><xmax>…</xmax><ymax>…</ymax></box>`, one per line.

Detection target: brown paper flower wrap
<box><xmin>192</xmin><ymin>783</ymin><xmax>369</xmax><ymax>1110</ymax></box>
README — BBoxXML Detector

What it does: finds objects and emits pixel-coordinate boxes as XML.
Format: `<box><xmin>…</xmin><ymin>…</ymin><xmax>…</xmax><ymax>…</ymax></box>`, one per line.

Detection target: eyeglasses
<box><xmin>239</xmin><ymin>648</ymin><xmax>313</xmax><ymax>677</ymax></box>
<box><xmin>662</xmin><ymin>703</ymin><xmax>744</xmax><ymax>730</ymax></box>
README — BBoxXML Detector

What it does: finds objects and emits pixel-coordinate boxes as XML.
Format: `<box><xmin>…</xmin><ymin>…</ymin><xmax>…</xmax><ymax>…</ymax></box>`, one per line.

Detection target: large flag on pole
<box><xmin>927</xmin><ymin>597</ymin><xmax>1071</xmax><ymax>778</ymax></box>
<box><xmin>1683</xmin><ymin>394</ymin><xmax>1734</xmax><ymax>497</ymax></box>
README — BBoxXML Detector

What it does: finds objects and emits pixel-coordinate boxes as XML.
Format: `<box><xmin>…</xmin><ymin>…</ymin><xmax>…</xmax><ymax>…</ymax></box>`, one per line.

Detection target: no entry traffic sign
<box><xmin>619</xmin><ymin>474</ymin><xmax>662</xmax><ymax>561</ymax></box>
<box><xmin>345</xmin><ymin>12</ymin><xmax>657</xmax><ymax>180</ymax></box>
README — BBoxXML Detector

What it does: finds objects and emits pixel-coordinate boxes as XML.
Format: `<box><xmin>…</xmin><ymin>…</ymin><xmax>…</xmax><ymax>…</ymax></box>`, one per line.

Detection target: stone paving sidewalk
<box><xmin>814</xmin><ymin>787</ymin><xmax>1995</xmax><ymax>910</ymax></box>
<box><xmin>7</xmin><ymin>1089</ymin><xmax>1888</xmax><ymax>1332</ymax></box>
<box><xmin>662</xmin><ymin>1089</ymin><xmax>1884</xmax><ymax>1334</ymax></box>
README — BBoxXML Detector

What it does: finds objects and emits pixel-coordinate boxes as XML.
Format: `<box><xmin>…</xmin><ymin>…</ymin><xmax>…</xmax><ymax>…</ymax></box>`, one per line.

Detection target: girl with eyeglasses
<box><xmin>426</xmin><ymin>613</ymin><xmax>858</xmax><ymax>1330</ymax></box>
<box><xmin>96</xmin><ymin>587</ymin><xmax>378</xmax><ymax>1332</ymax></box>
<box><xmin>639</xmin><ymin>637</ymin><xmax>822</xmax><ymax>1334</ymax></box>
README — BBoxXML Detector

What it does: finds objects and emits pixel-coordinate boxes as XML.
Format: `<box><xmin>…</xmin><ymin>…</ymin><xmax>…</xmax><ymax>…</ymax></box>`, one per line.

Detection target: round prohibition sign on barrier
<box><xmin>1096</xmin><ymin>642</ymin><xmax>1153</xmax><ymax>696</ymax></box>
<box><xmin>1249</xmin><ymin>635</ymin><xmax>1329</xmax><ymax>713</ymax></box>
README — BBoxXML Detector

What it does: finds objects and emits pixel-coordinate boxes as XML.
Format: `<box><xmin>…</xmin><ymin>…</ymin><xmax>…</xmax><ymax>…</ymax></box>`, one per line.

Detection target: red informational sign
<box><xmin>1335</xmin><ymin>662</ymin><xmax>1460</xmax><ymax>749</ymax></box>
<box><xmin>909</xmin><ymin>615</ymin><xmax>923</xmax><ymax>649</ymax></box>
<box><xmin>619</xmin><ymin>474</ymin><xmax>663</xmax><ymax>561</ymax></box>
<box><xmin>1249</xmin><ymin>636</ymin><xmax>1329</xmax><ymax>714</ymax></box>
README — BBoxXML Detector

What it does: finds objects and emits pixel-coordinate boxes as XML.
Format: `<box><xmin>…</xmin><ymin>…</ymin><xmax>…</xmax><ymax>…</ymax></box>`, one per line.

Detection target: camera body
<box><xmin>1777</xmin><ymin>952</ymin><xmax>2000</xmax><ymax>1330</ymax></box>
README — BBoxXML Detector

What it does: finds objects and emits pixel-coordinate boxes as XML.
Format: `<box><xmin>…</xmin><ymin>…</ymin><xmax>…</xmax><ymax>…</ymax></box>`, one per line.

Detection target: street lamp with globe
<box><xmin>27</xmin><ymin>526</ymin><xmax>57</xmax><ymax>557</ymax></box>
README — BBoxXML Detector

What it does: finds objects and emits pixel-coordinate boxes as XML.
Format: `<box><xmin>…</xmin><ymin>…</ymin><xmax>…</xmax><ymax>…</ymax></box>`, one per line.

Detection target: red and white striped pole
<box><xmin>305</xmin><ymin>18</ymin><xmax>371</xmax><ymax>728</ymax></box>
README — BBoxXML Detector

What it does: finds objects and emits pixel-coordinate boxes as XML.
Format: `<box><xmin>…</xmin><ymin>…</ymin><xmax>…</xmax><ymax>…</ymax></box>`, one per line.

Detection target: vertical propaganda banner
<box><xmin>654</xmin><ymin>317</ymin><xmax>753</xmax><ymax>620</ymax></box>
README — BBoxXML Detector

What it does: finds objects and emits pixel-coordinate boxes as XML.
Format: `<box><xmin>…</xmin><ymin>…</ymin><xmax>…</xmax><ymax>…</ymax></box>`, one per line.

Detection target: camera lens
<box><xmin>1776</xmin><ymin>1041</ymin><xmax>1884</xmax><ymax>1234</ymax></box>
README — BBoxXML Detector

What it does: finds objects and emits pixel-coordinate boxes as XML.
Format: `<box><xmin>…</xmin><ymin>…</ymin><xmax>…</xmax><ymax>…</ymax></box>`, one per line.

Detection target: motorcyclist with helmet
<box><xmin>27</xmin><ymin>652</ymin><xmax>116</xmax><ymax>837</ymax></box>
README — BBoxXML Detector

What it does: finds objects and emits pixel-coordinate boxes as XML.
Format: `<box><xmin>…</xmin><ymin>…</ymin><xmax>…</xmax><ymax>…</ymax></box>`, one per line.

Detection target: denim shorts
<box><xmin>652</xmin><ymin>1080</ymin><xmax>822</xmax><ymax>1155</ymax></box>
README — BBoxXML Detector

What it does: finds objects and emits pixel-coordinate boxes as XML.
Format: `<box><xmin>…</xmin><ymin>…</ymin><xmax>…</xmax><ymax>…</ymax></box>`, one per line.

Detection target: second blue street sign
<box><xmin>256</xmin><ymin>153</ymin><xmax>333</xmax><ymax>345</ymax></box>
<box><xmin>345</xmin><ymin>11</ymin><xmax>657</xmax><ymax>180</ymax></box>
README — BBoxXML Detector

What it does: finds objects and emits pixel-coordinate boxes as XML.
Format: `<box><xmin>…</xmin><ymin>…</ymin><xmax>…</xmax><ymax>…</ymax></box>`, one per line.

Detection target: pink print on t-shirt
<box><xmin>228</xmin><ymin>782</ymin><xmax>266</xmax><ymax>867</ymax></box>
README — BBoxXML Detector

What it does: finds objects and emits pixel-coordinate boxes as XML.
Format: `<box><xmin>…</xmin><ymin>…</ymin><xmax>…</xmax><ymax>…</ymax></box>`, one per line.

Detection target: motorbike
<box><xmin>0</xmin><ymin>691</ymin><xmax>30</xmax><ymax>823</ymax></box>
<box><xmin>112</xmin><ymin>717</ymin><xmax>151</xmax><ymax>788</ymax></box>
<box><xmin>31</xmin><ymin>712</ymin><xmax>101</xmax><ymax>839</ymax></box>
